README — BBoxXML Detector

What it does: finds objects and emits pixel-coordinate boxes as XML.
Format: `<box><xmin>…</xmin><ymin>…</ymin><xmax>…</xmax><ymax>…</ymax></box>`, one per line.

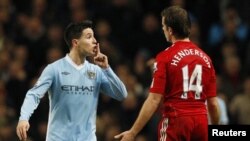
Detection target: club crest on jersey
<box><xmin>87</xmin><ymin>71</ymin><xmax>96</xmax><ymax>79</ymax></box>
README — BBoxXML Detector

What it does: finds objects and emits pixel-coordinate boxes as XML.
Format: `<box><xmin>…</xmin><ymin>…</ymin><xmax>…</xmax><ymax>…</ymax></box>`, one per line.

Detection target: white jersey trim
<box><xmin>65</xmin><ymin>54</ymin><xmax>84</xmax><ymax>70</ymax></box>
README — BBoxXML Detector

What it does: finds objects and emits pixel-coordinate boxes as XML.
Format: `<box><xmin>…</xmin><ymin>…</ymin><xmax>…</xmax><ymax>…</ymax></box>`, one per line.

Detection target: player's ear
<box><xmin>167</xmin><ymin>27</ymin><xmax>173</xmax><ymax>35</ymax></box>
<box><xmin>72</xmin><ymin>39</ymin><xmax>79</xmax><ymax>47</ymax></box>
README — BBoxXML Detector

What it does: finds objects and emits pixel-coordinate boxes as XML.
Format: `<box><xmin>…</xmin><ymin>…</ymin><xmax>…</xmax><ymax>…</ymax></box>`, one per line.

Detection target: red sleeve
<box><xmin>149</xmin><ymin>53</ymin><xmax>167</xmax><ymax>95</ymax></box>
<box><xmin>206</xmin><ymin>64</ymin><xmax>216</xmax><ymax>98</ymax></box>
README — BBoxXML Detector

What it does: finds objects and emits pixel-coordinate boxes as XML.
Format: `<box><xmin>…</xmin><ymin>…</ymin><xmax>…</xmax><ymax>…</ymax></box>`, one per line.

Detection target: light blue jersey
<box><xmin>19</xmin><ymin>55</ymin><xmax>127</xmax><ymax>141</ymax></box>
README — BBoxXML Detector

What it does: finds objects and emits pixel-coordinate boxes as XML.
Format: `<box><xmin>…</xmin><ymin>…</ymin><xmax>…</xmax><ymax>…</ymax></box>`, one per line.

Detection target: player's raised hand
<box><xmin>16</xmin><ymin>120</ymin><xmax>30</xmax><ymax>141</ymax></box>
<box><xmin>93</xmin><ymin>43</ymin><xmax>109</xmax><ymax>69</ymax></box>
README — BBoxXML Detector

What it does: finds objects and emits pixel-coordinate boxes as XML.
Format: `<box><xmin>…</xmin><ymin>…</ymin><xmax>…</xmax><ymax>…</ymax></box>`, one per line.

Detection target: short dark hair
<box><xmin>64</xmin><ymin>20</ymin><xmax>93</xmax><ymax>49</ymax></box>
<box><xmin>161</xmin><ymin>6</ymin><xmax>191</xmax><ymax>39</ymax></box>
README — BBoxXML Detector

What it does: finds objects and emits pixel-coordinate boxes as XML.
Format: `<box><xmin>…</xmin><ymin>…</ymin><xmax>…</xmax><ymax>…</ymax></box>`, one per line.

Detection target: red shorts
<box><xmin>158</xmin><ymin>115</ymin><xmax>208</xmax><ymax>141</ymax></box>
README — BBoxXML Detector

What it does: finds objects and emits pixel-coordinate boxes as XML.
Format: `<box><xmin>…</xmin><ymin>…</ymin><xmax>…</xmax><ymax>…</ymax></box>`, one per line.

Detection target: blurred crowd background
<box><xmin>1</xmin><ymin>0</ymin><xmax>250</xmax><ymax>140</ymax></box>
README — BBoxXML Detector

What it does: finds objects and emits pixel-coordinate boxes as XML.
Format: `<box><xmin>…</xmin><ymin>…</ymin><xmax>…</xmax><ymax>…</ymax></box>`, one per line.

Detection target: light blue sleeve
<box><xmin>218</xmin><ymin>97</ymin><xmax>229</xmax><ymax>125</ymax></box>
<box><xmin>100</xmin><ymin>67</ymin><xmax>127</xmax><ymax>101</ymax></box>
<box><xmin>19</xmin><ymin>65</ymin><xmax>54</xmax><ymax>121</ymax></box>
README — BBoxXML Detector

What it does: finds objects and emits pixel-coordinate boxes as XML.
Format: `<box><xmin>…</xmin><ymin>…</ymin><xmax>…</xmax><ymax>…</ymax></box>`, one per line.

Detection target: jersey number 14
<box><xmin>181</xmin><ymin>65</ymin><xmax>202</xmax><ymax>99</ymax></box>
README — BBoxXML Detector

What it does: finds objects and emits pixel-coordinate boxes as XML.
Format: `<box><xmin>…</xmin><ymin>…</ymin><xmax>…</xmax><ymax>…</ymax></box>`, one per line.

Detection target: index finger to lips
<box><xmin>96</xmin><ymin>43</ymin><xmax>100</xmax><ymax>54</ymax></box>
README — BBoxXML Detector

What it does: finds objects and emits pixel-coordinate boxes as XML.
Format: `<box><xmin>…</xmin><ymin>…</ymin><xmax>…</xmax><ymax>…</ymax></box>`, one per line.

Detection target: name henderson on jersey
<box><xmin>170</xmin><ymin>48</ymin><xmax>211</xmax><ymax>68</ymax></box>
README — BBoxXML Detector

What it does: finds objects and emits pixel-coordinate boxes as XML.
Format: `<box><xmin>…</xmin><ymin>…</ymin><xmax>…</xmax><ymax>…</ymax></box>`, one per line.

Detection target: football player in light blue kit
<box><xmin>16</xmin><ymin>20</ymin><xmax>128</xmax><ymax>141</ymax></box>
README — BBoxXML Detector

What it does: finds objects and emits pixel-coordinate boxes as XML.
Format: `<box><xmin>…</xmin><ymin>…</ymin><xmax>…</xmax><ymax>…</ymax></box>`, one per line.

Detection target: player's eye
<box><xmin>86</xmin><ymin>34</ymin><xmax>93</xmax><ymax>39</ymax></box>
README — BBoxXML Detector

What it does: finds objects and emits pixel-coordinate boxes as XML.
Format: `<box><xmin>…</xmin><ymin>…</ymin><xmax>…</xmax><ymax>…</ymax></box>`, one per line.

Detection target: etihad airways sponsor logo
<box><xmin>61</xmin><ymin>85</ymin><xmax>95</xmax><ymax>95</ymax></box>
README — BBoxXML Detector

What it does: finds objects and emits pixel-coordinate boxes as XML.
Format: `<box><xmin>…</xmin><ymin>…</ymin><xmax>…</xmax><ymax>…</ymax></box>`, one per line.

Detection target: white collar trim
<box><xmin>65</xmin><ymin>54</ymin><xmax>84</xmax><ymax>70</ymax></box>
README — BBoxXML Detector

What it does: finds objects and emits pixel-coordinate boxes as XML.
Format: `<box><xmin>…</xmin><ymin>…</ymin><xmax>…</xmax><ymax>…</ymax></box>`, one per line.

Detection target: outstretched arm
<box><xmin>115</xmin><ymin>93</ymin><xmax>162</xmax><ymax>141</ymax></box>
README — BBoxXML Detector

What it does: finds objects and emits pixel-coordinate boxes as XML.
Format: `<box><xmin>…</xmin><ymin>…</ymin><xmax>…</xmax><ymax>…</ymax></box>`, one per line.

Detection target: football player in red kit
<box><xmin>115</xmin><ymin>6</ymin><xmax>220</xmax><ymax>141</ymax></box>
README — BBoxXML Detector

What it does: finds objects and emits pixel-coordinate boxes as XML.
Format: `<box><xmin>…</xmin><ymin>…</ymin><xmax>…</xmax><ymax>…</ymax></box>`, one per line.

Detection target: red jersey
<box><xmin>150</xmin><ymin>41</ymin><xmax>216</xmax><ymax>117</ymax></box>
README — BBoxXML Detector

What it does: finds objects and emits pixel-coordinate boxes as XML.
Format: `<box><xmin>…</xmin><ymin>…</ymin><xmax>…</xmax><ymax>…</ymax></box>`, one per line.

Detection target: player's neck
<box><xmin>172</xmin><ymin>38</ymin><xmax>190</xmax><ymax>43</ymax></box>
<box><xmin>68</xmin><ymin>51</ymin><xmax>85</xmax><ymax>66</ymax></box>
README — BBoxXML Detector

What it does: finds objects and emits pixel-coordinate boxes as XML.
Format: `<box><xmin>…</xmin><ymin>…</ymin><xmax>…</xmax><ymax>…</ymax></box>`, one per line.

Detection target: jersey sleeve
<box><xmin>19</xmin><ymin>65</ymin><xmax>54</xmax><ymax>121</ymax></box>
<box><xmin>100</xmin><ymin>67</ymin><xmax>127</xmax><ymax>101</ymax></box>
<box><xmin>205</xmin><ymin>63</ymin><xmax>216</xmax><ymax>98</ymax></box>
<box><xmin>149</xmin><ymin>54</ymin><xmax>167</xmax><ymax>95</ymax></box>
